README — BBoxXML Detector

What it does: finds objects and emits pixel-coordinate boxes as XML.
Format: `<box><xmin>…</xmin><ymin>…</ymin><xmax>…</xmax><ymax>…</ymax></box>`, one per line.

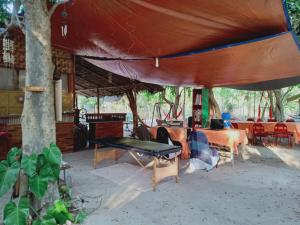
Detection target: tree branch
<box><xmin>283</xmin><ymin>86</ymin><xmax>294</xmax><ymax>99</ymax></box>
<box><xmin>179</xmin><ymin>88</ymin><xmax>184</xmax><ymax>98</ymax></box>
<box><xmin>0</xmin><ymin>0</ymin><xmax>25</xmax><ymax>35</ymax></box>
<box><xmin>161</xmin><ymin>89</ymin><xmax>173</xmax><ymax>105</ymax></box>
<box><xmin>49</xmin><ymin>0</ymin><xmax>69</xmax><ymax>17</ymax></box>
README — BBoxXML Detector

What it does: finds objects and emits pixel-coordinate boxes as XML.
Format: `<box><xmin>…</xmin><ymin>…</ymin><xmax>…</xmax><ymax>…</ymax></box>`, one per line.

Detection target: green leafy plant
<box><xmin>4</xmin><ymin>197</ymin><xmax>30</xmax><ymax>225</ymax></box>
<box><xmin>0</xmin><ymin>144</ymin><xmax>86</xmax><ymax>225</ymax></box>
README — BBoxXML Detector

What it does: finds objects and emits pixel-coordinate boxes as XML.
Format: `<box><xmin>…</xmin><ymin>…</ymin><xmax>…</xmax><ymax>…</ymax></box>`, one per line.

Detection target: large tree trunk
<box><xmin>172</xmin><ymin>87</ymin><xmax>181</xmax><ymax>119</ymax></box>
<box><xmin>268</xmin><ymin>91</ymin><xmax>275</xmax><ymax>117</ymax></box>
<box><xmin>21</xmin><ymin>0</ymin><xmax>58</xmax><ymax>208</ymax></box>
<box><xmin>273</xmin><ymin>89</ymin><xmax>285</xmax><ymax>122</ymax></box>
<box><xmin>162</xmin><ymin>86</ymin><xmax>182</xmax><ymax>119</ymax></box>
<box><xmin>208</xmin><ymin>88</ymin><xmax>221</xmax><ymax>119</ymax></box>
<box><xmin>126</xmin><ymin>90</ymin><xmax>139</xmax><ymax>134</ymax></box>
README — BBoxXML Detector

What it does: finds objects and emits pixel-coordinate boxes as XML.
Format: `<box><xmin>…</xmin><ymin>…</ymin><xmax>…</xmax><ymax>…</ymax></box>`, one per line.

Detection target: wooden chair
<box><xmin>136</xmin><ymin>125</ymin><xmax>151</xmax><ymax>141</ymax></box>
<box><xmin>156</xmin><ymin>127</ymin><xmax>182</xmax><ymax>147</ymax></box>
<box><xmin>273</xmin><ymin>123</ymin><xmax>293</xmax><ymax>147</ymax></box>
<box><xmin>252</xmin><ymin>123</ymin><xmax>268</xmax><ymax>145</ymax></box>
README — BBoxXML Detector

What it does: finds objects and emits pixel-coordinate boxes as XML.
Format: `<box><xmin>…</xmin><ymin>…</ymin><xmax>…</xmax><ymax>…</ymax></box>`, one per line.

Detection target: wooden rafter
<box><xmin>74</xmin><ymin>56</ymin><xmax>163</xmax><ymax>97</ymax></box>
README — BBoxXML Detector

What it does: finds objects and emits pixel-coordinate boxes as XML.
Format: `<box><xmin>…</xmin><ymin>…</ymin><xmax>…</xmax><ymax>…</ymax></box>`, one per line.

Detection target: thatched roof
<box><xmin>75</xmin><ymin>57</ymin><xmax>163</xmax><ymax>97</ymax></box>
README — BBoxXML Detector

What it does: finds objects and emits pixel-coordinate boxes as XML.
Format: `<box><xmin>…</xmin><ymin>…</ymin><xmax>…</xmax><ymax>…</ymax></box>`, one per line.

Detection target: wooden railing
<box><xmin>85</xmin><ymin>113</ymin><xmax>126</xmax><ymax>123</ymax></box>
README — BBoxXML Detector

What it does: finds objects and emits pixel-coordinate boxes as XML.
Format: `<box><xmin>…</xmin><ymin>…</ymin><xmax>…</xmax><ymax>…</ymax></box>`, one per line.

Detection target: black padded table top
<box><xmin>91</xmin><ymin>137</ymin><xmax>181</xmax><ymax>157</ymax></box>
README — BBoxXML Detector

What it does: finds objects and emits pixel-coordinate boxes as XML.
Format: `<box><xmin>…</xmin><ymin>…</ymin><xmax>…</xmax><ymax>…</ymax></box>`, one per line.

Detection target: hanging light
<box><xmin>155</xmin><ymin>57</ymin><xmax>159</xmax><ymax>68</ymax></box>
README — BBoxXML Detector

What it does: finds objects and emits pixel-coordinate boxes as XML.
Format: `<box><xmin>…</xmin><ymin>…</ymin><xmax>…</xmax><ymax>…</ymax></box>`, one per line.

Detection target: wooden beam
<box><xmin>77</xmin><ymin>57</ymin><xmax>128</xmax><ymax>86</ymax></box>
<box><xmin>97</xmin><ymin>88</ymin><xmax>100</xmax><ymax>114</ymax></box>
<box><xmin>76</xmin><ymin>83</ymin><xmax>144</xmax><ymax>92</ymax></box>
<box><xmin>76</xmin><ymin>63</ymin><xmax>113</xmax><ymax>87</ymax></box>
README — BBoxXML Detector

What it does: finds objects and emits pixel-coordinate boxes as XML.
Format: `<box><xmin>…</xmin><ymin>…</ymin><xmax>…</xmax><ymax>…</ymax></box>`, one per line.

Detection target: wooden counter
<box><xmin>88</xmin><ymin>121</ymin><xmax>124</xmax><ymax>148</ymax></box>
<box><xmin>56</xmin><ymin>122</ymin><xmax>74</xmax><ymax>152</ymax></box>
<box><xmin>86</xmin><ymin>113</ymin><xmax>126</xmax><ymax>148</ymax></box>
<box><xmin>95</xmin><ymin>121</ymin><xmax>124</xmax><ymax>138</ymax></box>
<box><xmin>0</xmin><ymin>122</ymin><xmax>74</xmax><ymax>159</ymax></box>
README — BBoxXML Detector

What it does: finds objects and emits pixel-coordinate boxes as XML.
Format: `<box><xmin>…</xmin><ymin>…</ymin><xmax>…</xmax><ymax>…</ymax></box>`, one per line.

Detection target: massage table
<box><xmin>91</xmin><ymin>137</ymin><xmax>181</xmax><ymax>191</ymax></box>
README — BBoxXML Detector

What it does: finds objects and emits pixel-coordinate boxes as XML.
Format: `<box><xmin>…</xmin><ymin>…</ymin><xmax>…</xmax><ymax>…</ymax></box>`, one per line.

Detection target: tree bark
<box><xmin>162</xmin><ymin>86</ymin><xmax>182</xmax><ymax>119</ymax></box>
<box><xmin>273</xmin><ymin>89</ymin><xmax>285</xmax><ymax>122</ymax></box>
<box><xmin>268</xmin><ymin>91</ymin><xmax>275</xmax><ymax>117</ymax></box>
<box><xmin>21</xmin><ymin>0</ymin><xmax>59</xmax><ymax>208</ymax></box>
<box><xmin>126</xmin><ymin>90</ymin><xmax>139</xmax><ymax>134</ymax></box>
<box><xmin>208</xmin><ymin>88</ymin><xmax>221</xmax><ymax>119</ymax></box>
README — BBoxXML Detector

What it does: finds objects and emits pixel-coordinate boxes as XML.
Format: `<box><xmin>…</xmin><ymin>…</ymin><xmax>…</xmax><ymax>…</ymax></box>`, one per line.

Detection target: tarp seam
<box><xmin>79</xmin><ymin>32</ymin><xmax>291</xmax><ymax>61</ymax></box>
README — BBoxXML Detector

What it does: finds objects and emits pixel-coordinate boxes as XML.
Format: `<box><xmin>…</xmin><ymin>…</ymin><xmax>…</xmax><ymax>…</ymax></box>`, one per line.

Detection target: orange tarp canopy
<box><xmin>51</xmin><ymin>0</ymin><xmax>300</xmax><ymax>88</ymax></box>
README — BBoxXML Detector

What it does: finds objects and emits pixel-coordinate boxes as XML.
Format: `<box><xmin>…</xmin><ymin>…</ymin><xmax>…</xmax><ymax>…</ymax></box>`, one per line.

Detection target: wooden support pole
<box><xmin>97</xmin><ymin>88</ymin><xmax>100</xmax><ymax>114</ymax></box>
<box><xmin>72</xmin><ymin>55</ymin><xmax>76</xmax><ymax>109</ymax></box>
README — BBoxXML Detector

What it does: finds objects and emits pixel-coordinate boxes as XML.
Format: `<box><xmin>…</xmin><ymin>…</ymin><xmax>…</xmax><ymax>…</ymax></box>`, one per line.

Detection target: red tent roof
<box><xmin>51</xmin><ymin>0</ymin><xmax>300</xmax><ymax>89</ymax></box>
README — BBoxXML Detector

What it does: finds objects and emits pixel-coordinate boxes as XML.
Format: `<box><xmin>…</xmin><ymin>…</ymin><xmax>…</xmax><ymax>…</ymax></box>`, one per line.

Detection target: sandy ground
<box><xmin>1</xmin><ymin>144</ymin><xmax>300</xmax><ymax>225</ymax></box>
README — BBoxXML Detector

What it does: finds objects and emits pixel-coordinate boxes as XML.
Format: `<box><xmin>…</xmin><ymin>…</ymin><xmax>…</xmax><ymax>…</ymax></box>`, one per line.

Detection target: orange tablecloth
<box><xmin>235</xmin><ymin>122</ymin><xmax>300</xmax><ymax>143</ymax></box>
<box><xmin>149</xmin><ymin>126</ymin><xmax>190</xmax><ymax>159</ymax></box>
<box><xmin>149</xmin><ymin>126</ymin><xmax>248</xmax><ymax>159</ymax></box>
<box><xmin>195</xmin><ymin>128</ymin><xmax>248</xmax><ymax>154</ymax></box>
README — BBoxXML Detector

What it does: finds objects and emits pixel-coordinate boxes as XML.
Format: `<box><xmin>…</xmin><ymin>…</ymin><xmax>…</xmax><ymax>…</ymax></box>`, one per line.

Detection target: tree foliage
<box><xmin>287</xmin><ymin>0</ymin><xmax>300</xmax><ymax>40</ymax></box>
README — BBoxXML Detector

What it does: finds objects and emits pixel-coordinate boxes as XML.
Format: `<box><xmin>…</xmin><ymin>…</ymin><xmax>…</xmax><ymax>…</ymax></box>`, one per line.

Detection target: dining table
<box><xmin>150</xmin><ymin>126</ymin><xmax>248</xmax><ymax>163</ymax></box>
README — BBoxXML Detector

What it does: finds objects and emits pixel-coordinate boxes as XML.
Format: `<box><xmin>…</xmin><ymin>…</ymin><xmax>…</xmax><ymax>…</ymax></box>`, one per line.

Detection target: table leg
<box><xmin>128</xmin><ymin>151</ymin><xmax>145</xmax><ymax>168</ymax></box>
<box><xmin>152</xmin><ymin>157</ymin><xmax>158</xmax><ymax>192</ymax></box>
<box><xmin>152</xmin><ymin>156</ymin><xmax>179</xmax><ymax>192</ymax></box>
<box><xmin>230</xmin><ymin>148</ymin><xmax>234</xmax><ymax>167</ymax></box>
<box><xmin>180</xmin><ymin>142</ymin><xmax>190</xmax><ymax>160</ymax></box>
<box><xmin>93</xmin><ymin>145</ymin><xmax>120</xmax><ymax>169</ymax></box>
<box><xmin>93</xmin><ymin>144</ymin><xmax>99</xmax><ymax>169</ymax></box>
<box><xmin>175</xmin><ymin>156</ymin><xmax>180</xmax><ymax>183</ymax></box>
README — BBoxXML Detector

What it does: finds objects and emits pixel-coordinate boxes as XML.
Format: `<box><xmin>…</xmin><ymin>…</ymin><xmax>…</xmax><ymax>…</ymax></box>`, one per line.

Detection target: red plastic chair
<box><xmin>252</xmin><ymin>123</ymin><xmax>268</xmax><ymax>145</ymax></box>
<box><xmin>0</xmin><ymin>123</ymin><xmax>10</xmax><ymax>160</ymax></box>
<box><xmin>273</xmin><ymin>123</ymin><xmax>293</xmax><ymax>147</ymax></box>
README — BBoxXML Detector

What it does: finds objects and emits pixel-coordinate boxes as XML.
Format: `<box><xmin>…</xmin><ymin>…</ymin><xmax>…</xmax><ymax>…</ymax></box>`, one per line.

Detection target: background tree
<box><xmin>160</xmin><ymin>86</ymin><xmax>184</xmax><ymax>119</ymax></box>
<box><xmin>208</xmin><ymin>88</ymin><xmax>221</xmax><ymax>119</ymax></box>
<box><xmin>287</xmin><ymin>0</ymin><xmax>300</xmax><ymax>41</ymax></box>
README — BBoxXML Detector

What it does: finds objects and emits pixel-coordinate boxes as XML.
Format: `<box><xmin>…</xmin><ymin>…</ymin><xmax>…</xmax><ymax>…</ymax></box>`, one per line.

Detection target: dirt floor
<box><xmin>1</xmin><ymin>144</ymin><xmax>300</xmax><ymax>225</ymax></box>
<box><xmin>66</xmin><ymin>144</ymin><xmax>300</xmax><ymax>225</ymax></box>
